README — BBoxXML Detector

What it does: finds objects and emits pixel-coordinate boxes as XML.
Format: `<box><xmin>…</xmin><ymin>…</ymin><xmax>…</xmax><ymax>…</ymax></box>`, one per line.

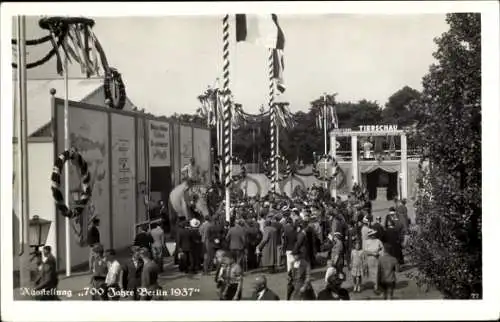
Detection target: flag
<box><xmin>273</xmin><ymin>48</ymin><xmax>285</xmax><ymax>93</ymax></box>
<box><xmin>235</xmin><ymin>14</ymin><xmax>285</xmax><ymax>49</ymax></box>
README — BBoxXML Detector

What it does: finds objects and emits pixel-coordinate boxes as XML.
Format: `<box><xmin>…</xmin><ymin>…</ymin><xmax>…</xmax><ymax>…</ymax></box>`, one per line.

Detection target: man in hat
<box><xmin>33</xmin><ymin>251</ymin><xmax>58</xmax><ymax>300</ymax></box>
<box><xmin>251</xmin><ymin>275</ymin><xmax>280</xmax><ymax>300</ymax></box>
<box><xmin>189</xmin><ymin>218</ymin><xmax>202</xmax><ymax>274</ymax></box>
<box><xmin>271</xmin><ymin>213</ymin><xmax>284</xmax><ymax>269</ymax></box>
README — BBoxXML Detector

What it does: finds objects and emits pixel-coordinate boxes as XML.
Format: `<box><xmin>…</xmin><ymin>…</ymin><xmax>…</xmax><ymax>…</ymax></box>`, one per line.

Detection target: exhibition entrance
<box><xmin>362</xmin><ymin>167</ymin><xmax>399</xmax><ymax>201</ymax></box>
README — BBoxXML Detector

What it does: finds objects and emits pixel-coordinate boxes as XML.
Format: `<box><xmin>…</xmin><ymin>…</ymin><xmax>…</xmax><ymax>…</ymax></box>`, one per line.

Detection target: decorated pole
<box><xmin>63</xmin><ymin>55</ymin><xmax>72</xmax><ymax>276</ymax></box>
<box><xmin>16</xmin><ymin>14</ymin><xmax>32</xmax><ymax>290</ymax></box>
<box><xmin>222</xmin><ymin>14</ymin><xmax>232</xmax><ymax>222</ymax></box>
<box><xmin>268</xmin><ymin>48</ymin><xmax>277</xmax><ymax>193</ymax></box>
<box><xmin>323</xmin><ymin>93</ymin><xmax>328</xmax><ymax>189</ymax></box>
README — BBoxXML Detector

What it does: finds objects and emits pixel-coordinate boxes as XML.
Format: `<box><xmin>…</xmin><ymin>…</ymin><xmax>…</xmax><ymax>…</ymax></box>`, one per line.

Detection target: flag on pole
<box><xmin>236</xmin><ymin>14</ymin><xmax>286</xmax><ymax>93</ymax></box>
<box><xmin>235</xmin><ymin>14</ymin><xmax>285</xmax><ymax>49</ymax></box>
<box><xmin>316</xmin><ymin>98</ymin><xmax>339</xmax><ymax>130</ymax></box>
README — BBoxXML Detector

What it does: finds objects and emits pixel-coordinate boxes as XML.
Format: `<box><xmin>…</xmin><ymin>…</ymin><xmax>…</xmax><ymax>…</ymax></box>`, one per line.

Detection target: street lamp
<box><xmin>29</xmin><ymin>215</ymin><xmax>52</xmax><ymax>254</ymax></box>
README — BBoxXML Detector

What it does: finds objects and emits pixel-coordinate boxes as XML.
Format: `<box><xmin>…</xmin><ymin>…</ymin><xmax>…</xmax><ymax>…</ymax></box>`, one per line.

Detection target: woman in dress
<box><xmin>350</xmin><ymin>240</ymin><xmax>366</xmax><ymax>292</ymax></box>
<box><xmin>363</xmin><ymin>229</ymin><xmax>384</xmax><ymax>293</ymax></box>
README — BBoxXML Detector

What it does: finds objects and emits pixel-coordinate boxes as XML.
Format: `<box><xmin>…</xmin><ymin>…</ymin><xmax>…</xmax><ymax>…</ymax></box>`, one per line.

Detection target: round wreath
<box><xmin>104</xmin><ymin>67</ymin><xmax>126</xmax><ymax>110</ymax></box>
<box><xmin>263</xmin><ymin>155</ymin><xmax>290</xmax><ymax>181</ymax></box>
<box><xmin>51</xmin><ymin>149</ymin><xmax>92</xmax><ymax>218</ymax></box>
<box><xmin>313</xmin><ymin>154</ymin><xmax>339</xmax><ymax>182</ymax></box>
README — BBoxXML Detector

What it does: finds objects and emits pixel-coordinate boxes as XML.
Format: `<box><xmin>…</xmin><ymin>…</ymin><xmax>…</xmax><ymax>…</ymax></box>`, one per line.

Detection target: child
<box><xmin>350</xmin><ymin>240</ymin><xmax>365</xmax><ymax>292</ymax></box>
<box><xmin>378</xmin><ymin>244</ymin><xmax>399</xmax><ymax>300</ymax></box>
<box><xmin>324</xmin><ymin>259</ymin><xmax>336</xmax><ymax>283</ymax></box>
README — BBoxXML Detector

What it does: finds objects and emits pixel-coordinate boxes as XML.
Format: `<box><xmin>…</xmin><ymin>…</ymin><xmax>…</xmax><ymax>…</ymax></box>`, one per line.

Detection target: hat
<box><xmin>263</xmin><ymin>201</ymin><xmax>270</xmax><ymax>207</ymax></box>
<box><xmin>190</xmin><ymin>218</ymin><xmax>200</xmax><ymax>228</ymax></box>
<box><xmin>367</xmin><ymin>228</ymin><xmax>377</xmax><ymax>236</ymax></box>
<box><xmin>281</xmin><ymin>205</ymin><xmax>290</xmax><ymax>212</ymax></box>
<box><xmin>333</xmin><ymin>232</ymin><xmax>343</xmax><ymax>237</ymax></box>
<box><xmin>291</xmin><ymin>207</ymin><xmax>299</xmax><ymax>212</ymax></box>
<box><xmin>362</xmin><ymin>216</ymin><xmax>369</xmax><ymax>224</ymax></box>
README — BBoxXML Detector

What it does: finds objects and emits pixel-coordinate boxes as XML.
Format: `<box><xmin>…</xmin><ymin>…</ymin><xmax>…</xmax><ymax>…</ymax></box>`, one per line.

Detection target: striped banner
<box><xmin>268</xmin><ymin>48</ymin><xmax>276</xmax><ymax>192</ymax></box>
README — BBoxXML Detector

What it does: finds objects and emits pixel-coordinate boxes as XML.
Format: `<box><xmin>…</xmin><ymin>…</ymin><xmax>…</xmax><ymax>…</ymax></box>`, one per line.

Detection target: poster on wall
<box><xmin>179</xmin><ymin>125</ymin><xmax>193</xmax><ymax>169</ymax></box>
<box><xmin>148</xmin><ymin>120</ymin><xmax>171</xmax><ymax>167</ymax></box>
<box><xmin>55</xmin><ymin>99</ymin><xmax>110</xmax><ymax>268</ymax></box>
<box><xmin>111</xmin><ymin>114</ymin><xmax>136</xmax><ymax>249</ymax></box>
<box><xmin>193</xmin><ymin>128</ymin><xmax>211</xmax><ymax>185</ymax></box>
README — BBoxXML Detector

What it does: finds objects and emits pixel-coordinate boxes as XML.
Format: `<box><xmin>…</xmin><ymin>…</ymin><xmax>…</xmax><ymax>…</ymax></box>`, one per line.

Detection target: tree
<box><xmin>406</xmin><ymin>13</ymin><xmax>481</xmax><ymax>299</ymax></box>
<box><xmin>382</xmin><ymin>86</ymin><xmax>421</xmax><ymax>126</ymax></box>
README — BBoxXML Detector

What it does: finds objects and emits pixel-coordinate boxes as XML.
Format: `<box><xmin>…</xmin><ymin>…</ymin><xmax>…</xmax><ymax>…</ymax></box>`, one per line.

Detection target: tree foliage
<box><xmin>382</xmin><ymin>86</ymin><xmax>421</xmax><ymax>126</ymax></box>
<box><xmin>406</xmin><ymin>13</ymin><xmax>481</xmax><ymax>299</ymax></box>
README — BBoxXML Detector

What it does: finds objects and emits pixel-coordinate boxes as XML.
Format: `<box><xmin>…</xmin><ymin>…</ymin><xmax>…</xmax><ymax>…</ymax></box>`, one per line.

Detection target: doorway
<box><xmin>363</xmin><ymin>168</ymin><xmax>398</xmax><ymax>201</ymax></box>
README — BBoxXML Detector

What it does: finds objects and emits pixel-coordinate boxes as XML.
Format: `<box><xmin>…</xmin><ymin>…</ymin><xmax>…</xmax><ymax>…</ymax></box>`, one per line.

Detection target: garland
<box><xmin>11</xmin><ymin>28</ymin><xmax>67</xmax><ymax>69</ymax></box>
<box><xmin>103</xmin><ymin>67</ymin><xmax>127</xmax><ymax>110</ymax></box>
<box><xmin>51</xmin><ymin>149</ymin><xmax>92</xmax><ymax>218</ymax></box>
<box><xmin>312</xmin><ymin>154</ymin><xmax>339</xmax><ymax>182</ymax></box>
<box><xmin>263</xmin><ymin>155</ymin><xmax>290</xmax><ymax>181</ymax></box>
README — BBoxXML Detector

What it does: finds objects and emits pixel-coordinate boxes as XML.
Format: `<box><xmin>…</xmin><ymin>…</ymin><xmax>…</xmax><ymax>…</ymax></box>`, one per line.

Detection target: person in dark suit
<box><xmin>226</xmin><ymin>219</ymin><xmax>247</xmax><ymax>269</ymax></box>
<box><xmin>33</xmin><ymin>252</ymin><xmax>58</xmax><ymax>300</ymax></box>
<box><xmin>317</xmin><ymin>270</ymin><xmax>350</xmax><ymax>300</ymax></box>
<box><xmin>87</xmin><ymin>218</ymin><xmax>100</xmax><ymax>273</ymax></box>
<box><xmin>250</xmin><ymin>275</ymin><xmax>280</xmax><ymax>300</ymax></box>
<box><xmin>204</xmin><ymin>218</ymin><xmax>224</xmax><ymax>274</ymax></box>
<box><xmin>245</xmin><ymin>217</ymin><xmax>262</xmax><ymax>270</ymax></box>
<box><xmin>188</xmin><ymin>219</ymin><xmax>202</xmax><ymax>274</ymax></box>
<box><xmin>121</xmin><ymin>246</ymin><xmax>143</xmax><ymax>301</ymax></box>
<box><xmin>139</xmin><ymin>248</ymin><xmax>160</xmax><ymax>301</ymax></box>
<box><xmin>42</xmin><ymin>245</ymin><xmax>58</xmax><ymax>287</ymax></box>
<box><xmin>271</xmin><ymin>215</ymin><xmax>284</xmax><ymax>268</ymax></box>
<box><xmin>283</xmin><ymin>217</ymin><xmax>298</xmax><ymax>272</ymax></box>
<box><xmin>134</xmin><ymin>225</ymin><xmax>154</xmax><ymax>253</ymax></box>
<box><xmin>292</xmin><ymin>220</ymin><xmax>311</xmax><ymax>266</ymax></box>
<box><xmin>176</xmin><ymin>220</ymin><xmax>192</xmax><ymax>273</ymax></box>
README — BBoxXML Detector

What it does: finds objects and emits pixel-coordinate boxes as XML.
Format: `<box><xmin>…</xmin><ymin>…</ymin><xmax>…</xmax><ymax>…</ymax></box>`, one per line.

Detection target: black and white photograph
<box><xmin>1</xmin><ymin>2</ymin><xmax>499</xmax><ymax>321</ymax></box>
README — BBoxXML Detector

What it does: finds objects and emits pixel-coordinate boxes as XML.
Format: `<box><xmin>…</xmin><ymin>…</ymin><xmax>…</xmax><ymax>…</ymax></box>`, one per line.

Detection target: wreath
<box><xmin>104</xmin><ymin>67</ymin><xmax>126</xmax><ymax>110</ymax></box>
<box><xmin>313</xmin><ymin>154</ymin><xmax>339</xmax><ymax>182</ymax></box>
<box><xmin>51</xmin><ymin>149</ymin><xmax>92</xmax><ymax>218</ymax></box>
<box><xmin>263</xmin><ymin>155</ymin><xmax>290</xmax><ymax>181</ymax></box>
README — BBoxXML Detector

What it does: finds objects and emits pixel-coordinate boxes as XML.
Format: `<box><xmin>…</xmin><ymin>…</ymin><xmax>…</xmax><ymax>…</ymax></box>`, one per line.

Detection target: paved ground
<box><xmin>15</xmin><ymin>199</ymin><xmax>437</xmax><ymax>301</ymax></box>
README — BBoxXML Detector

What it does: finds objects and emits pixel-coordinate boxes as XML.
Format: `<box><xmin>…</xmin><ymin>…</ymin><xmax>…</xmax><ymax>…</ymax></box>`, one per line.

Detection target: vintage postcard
<box><xmin>1</xmin><ymin>1</ymin><xmax>499</xmax><ymax>321</ymax></box>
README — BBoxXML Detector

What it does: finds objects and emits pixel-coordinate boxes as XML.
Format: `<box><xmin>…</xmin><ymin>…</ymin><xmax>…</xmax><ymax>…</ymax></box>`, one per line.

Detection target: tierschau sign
<box><xmin>331</xmin><ymin>124</ymin><xmax>399</xmax><ymax>134</ymax></box>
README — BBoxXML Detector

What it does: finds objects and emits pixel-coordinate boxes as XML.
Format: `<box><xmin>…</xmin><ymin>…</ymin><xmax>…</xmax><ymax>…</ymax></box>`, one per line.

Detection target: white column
<box><xmin>351</xmin><ymin>135</ymin><xmax>358</xmax><ymax>185</ymax></box>
<box><xmin>400</xmin><ymin>134</ymin><xmax>408</xmax><ymax>199</ymax></box>
<box><xmin>330</xmin><ymin>134</ymin><xmax>337</xmax><ymax>198</ymax></box>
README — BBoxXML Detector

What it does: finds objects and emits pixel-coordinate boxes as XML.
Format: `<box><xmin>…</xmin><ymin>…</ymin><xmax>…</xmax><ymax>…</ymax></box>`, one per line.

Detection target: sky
<box><xmin>19</xmin><ymin>14</ymin><xmax>449</xmax><ymax>115</ymax></box>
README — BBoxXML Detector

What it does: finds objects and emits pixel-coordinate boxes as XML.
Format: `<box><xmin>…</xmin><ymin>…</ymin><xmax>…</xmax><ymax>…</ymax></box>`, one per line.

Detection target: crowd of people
<box><xmin>32</xmin><ymin>182</ymin><xmax>410</xmax><ymax>301</ymax></box>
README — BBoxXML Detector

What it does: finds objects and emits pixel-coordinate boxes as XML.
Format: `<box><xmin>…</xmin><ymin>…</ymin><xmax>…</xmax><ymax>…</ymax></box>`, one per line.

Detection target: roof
<box><xmin>14</xmin><ymin>78</ymin><xmax>104</xmax><ymax>137</ymax></box>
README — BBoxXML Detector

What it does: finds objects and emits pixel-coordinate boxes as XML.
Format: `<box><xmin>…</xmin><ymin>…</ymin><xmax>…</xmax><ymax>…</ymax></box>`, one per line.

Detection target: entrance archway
<box><xmin>362</xmin><ymin>168</ymin><xmax>399</xmax><ymax>201</ymax></box>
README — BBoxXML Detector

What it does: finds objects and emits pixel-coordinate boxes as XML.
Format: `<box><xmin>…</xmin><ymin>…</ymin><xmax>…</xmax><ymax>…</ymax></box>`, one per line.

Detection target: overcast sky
<box><xmin>20</xmin><ymin>14</ymin><xmax>449</xmax><ymax>115</ymax></box>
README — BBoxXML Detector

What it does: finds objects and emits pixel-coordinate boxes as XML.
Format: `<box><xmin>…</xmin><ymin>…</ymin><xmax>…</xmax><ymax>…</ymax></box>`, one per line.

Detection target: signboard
<box><xmin>111</xmin><ymin>113</ymin><xmax>136</xmax><ymax>249</ymax></box>
<box><xmin>358</xmin><ymin>124</ymin><xmax>398</xmax><ymax>132</ymax></box>
<box><xmin>180</xmin><ymin>125</ymin><xmax>193</xmax><ymax>167</ymax></box>
<box><xmin>148</xmin><ymin>120</ymin><xmax>171</xmax><ymax>167</ymax></box>
<box><xmin>331</xmin><ymin>124</ymin><xmax>399</xmax><ymax>135</ymax></box>
<box><xmin>193</xmin><ymin>128</ymin><xmax>211</xmax><ymax>184</ymax></box>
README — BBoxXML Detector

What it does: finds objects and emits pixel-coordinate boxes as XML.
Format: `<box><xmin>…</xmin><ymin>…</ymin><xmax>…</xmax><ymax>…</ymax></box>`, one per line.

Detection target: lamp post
<box><xmin>28</xmin><ymin>215</ymin><xmax>52</xmax><ymax>257</ymax></box>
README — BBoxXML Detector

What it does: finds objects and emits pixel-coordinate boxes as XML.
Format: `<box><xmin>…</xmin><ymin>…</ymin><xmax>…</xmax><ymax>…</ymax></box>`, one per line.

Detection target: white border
<box><xmin>1</xmin><ymin>1</ymin><xmax>499</xmax><ymax>321</ymax></box>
